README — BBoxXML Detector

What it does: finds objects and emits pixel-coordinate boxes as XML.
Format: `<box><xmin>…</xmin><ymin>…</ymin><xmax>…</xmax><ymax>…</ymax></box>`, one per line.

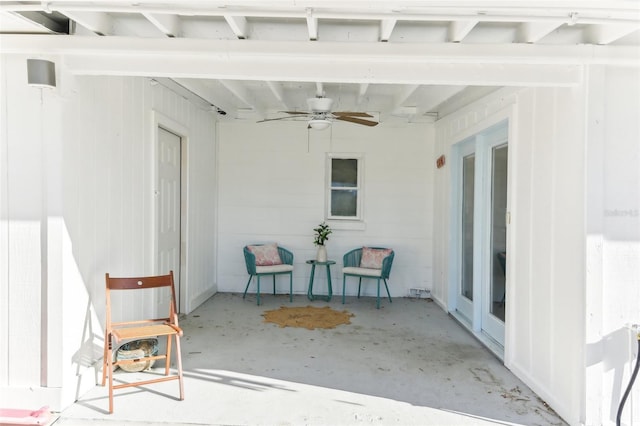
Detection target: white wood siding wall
<box><xmin>0</xmin><ymin>55</ymin><xmax>217</xmax><ymax>410</ymax></box>
<box><xmin>433</xmin><ymin>66</ymin><xmax>640</xmax><ymax>425</ymax></box>
<box><xmin>584</xmin><ymin>65</ymin><xmax>640</xmax><ymax>426</ymax></box>
<box><xmin>433</xmin><ymin>86</ymin><xmax>586</xmax><ymax>425</ymax></box>
<box><xmin>216</xmin><ymin>121</ymin><xmax>434</xmax><ymax>299</ymax></box>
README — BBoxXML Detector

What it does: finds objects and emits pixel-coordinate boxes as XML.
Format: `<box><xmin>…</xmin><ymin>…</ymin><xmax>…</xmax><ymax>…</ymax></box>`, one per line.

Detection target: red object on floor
<box><xmin>0</xmin><ymin>406</ymin><xmax>51</xmax><ymax>425</ymax></box>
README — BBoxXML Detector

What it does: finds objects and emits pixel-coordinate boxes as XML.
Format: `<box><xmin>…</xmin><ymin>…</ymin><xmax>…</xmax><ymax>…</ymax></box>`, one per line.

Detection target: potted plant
<box><xmin>313</xmin><ymin>222</ymin><xmax>332</xmax><ymax>262</ymax></box>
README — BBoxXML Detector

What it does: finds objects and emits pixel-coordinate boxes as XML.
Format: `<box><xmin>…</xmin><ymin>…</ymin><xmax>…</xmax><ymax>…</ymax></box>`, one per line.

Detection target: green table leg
<box><xmin>325</xmin><ymin>264</ymin><xmax>333</xmax><ymax>301</ymax></box>
<box><xmin>307</xmin><ymin>264</ymin><xmax>316</xmax><ymax>301</ymax></box>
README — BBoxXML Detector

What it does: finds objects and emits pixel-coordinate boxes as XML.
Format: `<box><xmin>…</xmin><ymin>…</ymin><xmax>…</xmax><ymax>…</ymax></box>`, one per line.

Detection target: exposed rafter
<box><xmin>224</xmin><ymin>15</ymin><xmax>248</xmax><ymax>39</ymax></box>
<box><xmin>143</xmin><ymin>12</ymin><xmax>180</xmax><ymax>38</ymax></box>
<box><xmin>306</xmin><ymin>8</ymin><xmax>318</xmax><ymax>41</ymax></box>
<box><xmin>447</xmin><ymin>20</ymin><xmax>478</xmax><ymax>43</ymax></box>
<box><xmin>379</xmin><ymin>19</ymin><xmax>397</xmax><ymax>42</ymax></box>
<box><xmin>516</xmin><ymin>22</ymin><xmax>563</xmax><ymax>43</ymax></box>
<box><xmin>266</xmin><ymin>81</ymin><xmax>291</xmax><ymax>110</ymax></box>
<box><xmin>60</xmin><ymin>10</ymin><xmax>112</xmax><ymax>36</ymax></box>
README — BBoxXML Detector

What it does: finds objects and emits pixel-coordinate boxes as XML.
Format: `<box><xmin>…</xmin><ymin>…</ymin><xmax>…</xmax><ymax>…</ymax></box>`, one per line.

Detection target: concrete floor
<box><xmin>54</xmin><ymin>292</ymin><xmax>566</xmax><ymax>426</ymax></box>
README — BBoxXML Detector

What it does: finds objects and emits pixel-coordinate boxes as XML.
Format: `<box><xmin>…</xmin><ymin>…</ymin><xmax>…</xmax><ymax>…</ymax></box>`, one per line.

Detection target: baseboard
<box><xmin>0</xmin><ymin>386</ymin><xmax>62</xmax><ymax>412</ymax></box>
<box><xmin>188</xmin><ymin>287</ymin><xmax>217</xmax><ymax>313</ymax></box>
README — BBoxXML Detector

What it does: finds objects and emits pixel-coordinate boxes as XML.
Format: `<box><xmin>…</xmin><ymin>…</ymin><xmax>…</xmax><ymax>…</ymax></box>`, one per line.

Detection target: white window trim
<box><xmin>325</xmin><ymin>153</ymin><xmax>365</xmax><ymax>229</ymax></box>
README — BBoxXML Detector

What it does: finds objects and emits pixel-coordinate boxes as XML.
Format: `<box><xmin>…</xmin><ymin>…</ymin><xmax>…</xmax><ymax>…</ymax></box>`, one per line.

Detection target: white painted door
<box><xmin>157</xmin><ymin>127</ymin><xmax>182</xmax><ymax>312</ymax></box>
<box><xmin>452</xmin><ymin>121</ymin><xmax>508</xmax><ymax>347</ymax></box>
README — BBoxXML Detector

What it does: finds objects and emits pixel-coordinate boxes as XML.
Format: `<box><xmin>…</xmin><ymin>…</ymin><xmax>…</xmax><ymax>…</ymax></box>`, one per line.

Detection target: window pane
<box><xmin>331</xmin><ymin>189</ymin><xmax>357</xmax><ymax>217</ymax></box>
<box><xmin>331</xmin><ymin>159</ymin><xmax>358</xmax><ymax>188</ymax></box>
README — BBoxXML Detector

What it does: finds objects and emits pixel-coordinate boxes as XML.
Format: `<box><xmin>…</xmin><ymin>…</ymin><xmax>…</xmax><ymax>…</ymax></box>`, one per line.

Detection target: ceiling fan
<box><xmin>258</xmin><ymin>97</ymin><xmax>378</xmax><ymax>130</ymax></box>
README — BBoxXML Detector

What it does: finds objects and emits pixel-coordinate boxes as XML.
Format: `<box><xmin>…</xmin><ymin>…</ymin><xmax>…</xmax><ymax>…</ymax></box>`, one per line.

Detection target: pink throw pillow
<box><xmin>360</xmin><ymin>247</ymin><xmax>392</xmax><ymax>269</ymax></box>
<box><xmin>248</xmin><ymin>243</ymin><xmax>283</xmax><ymax>266</ymax></box>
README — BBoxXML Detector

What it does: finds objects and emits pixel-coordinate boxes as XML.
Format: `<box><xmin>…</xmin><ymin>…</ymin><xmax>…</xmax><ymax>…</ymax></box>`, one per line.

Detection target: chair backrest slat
<box><xmin>106</xmin><ymin>273</ymin><xmax>174</xmax><ymax>290</ymax></box>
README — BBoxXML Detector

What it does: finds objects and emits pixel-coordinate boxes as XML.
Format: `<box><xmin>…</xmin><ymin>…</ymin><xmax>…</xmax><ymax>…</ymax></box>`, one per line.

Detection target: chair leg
<box><xmin>256</xmin><ymin>276</ymin><xmax>261</xmax><ymax>305</ymax></box>
<box><xmin>289</xmin><ymin>272</ymin><xmax>293</xmax><ymax>302</ymax></box>
<box><xmin>342</xmin><ymin>276</ymin><xmax>347</xmax><ymax>304</ymax></box>
<box><xmin>376</xmin><ymin>278</ymin><xmax>381</xmax><ymax>309</ymax></box>
<box><xmin>384</xmin><ymin>278</ymin><xmax>392</xmax><ymax>303</ymax></box>
<box><xmin>273</xmin><ymin>275</ymin><xmax>276</xmax><ymax>295</ymax></box>
<box><xmin>165</xmin><ymin>335</ymin><xmax>173</xmax><ymax>375</ymax></box>
<box><xmin>357</xmin><ymin>277</ymin><xmax>362</xmax><ymax>298</ymax></box>
<box><xmin>242</xmin><ymin>275</ymin><xmax>253</xmax><ymax>299</ymax></box>
<box><xmin>175</xmin><ymin>334</ymin><xmax>184</xmax><ymax>400</ymax></box>
<box><xmin>107</xmin><ymin>339</ymin><xmax>114</xmax><ymax>414</ymax></box>
<box><xmin>101</xmin><ymin>332</ymin><xmax>109</xmax><ymax>386</ymax></box>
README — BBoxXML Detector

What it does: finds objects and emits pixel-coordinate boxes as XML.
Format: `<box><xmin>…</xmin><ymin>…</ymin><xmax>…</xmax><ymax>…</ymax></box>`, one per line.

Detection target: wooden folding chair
<box><xmin>101</xmin><ymin>271</ymin><xmax>184</xmax><ymax>413</ymax></box>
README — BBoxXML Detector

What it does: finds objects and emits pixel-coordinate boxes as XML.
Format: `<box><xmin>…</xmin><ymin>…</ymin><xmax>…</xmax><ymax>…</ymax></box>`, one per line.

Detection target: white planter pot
<box><xmin>316</xmin><ymin>245</ymin><xmax>327</xmax><ymax>262</ymax></box>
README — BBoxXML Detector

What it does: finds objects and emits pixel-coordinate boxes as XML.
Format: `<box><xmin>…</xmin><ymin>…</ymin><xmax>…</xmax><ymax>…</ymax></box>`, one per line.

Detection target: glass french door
<box><xmin>452</xmin><ymin>121</ymin><xmax>508</xmax><ymax>348</ymax></box>
<box><xmin>456</xmin><ymin>144</ymin><xmax>476</xmax><ymax>322</ymax></box>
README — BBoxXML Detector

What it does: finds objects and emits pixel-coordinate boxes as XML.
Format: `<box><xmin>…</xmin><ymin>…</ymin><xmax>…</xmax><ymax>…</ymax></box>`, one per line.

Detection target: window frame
<box><xmin>325</xmin><ymin>153</ymin><xmax>364</xmax><ymax>223</ymax></box>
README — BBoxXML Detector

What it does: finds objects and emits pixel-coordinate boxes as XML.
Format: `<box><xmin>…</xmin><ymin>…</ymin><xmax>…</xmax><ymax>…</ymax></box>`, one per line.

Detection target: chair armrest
<box><xmin>277</xmin><ymin>247</ymin><xmax>294</xmax><ymax>265</ymax></box>
<box><xmin>380</xmin><ymin>251</ymin><xmax>395</xmax><ymax>278</ymax></box>
<box><xmin>343</xmin><ymin>248</ymin><xmax>363</xmax><ymax>268</ymax></box>
<box><xmin>243</xmin><ymin>247</ymin><xmax>257</xmax><ymax>275</ymax></box>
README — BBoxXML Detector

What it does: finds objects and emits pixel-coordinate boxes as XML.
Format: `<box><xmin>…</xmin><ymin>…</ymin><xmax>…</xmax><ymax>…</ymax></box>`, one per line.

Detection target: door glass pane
<box><xmin>490</xmin><ymin>145</ymin><xmax>508</xmax><ymax>322</ymax></box>
<box><xmin>461</xmin><ymin>154</ymin><xmax>475</xmax><ymax>301</ymax></box>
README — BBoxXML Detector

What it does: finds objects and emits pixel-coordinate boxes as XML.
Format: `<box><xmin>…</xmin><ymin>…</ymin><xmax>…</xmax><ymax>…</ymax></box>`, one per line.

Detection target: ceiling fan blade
<box><xmin>335</xmin><ymin>116</ymin><xmax>379</xmax><ymax>127</ymax></box>
<box><xmin>257</xmin><ymin>116</ymin><xmax>299</xmax><ymax>123</ymax></box>
<box><xmin>281</xmin><ymin>111</ymin><xmax>311</xmax><ymax>115</ymax></box>
<box><xmin>332</xmin><ymin>112</ymin><xmax>373</xmax><ymax>118</ymax></box>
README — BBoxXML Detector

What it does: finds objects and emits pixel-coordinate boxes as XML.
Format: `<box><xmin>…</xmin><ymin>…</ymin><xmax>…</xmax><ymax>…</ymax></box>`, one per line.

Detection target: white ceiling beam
<box><xmin>7</xmin><ymin>36</ymin><xmax>636</xmax><ymax>66</ymax></box>
<box><xmin>59</xmin><ymin>10</ymin><xmax>112</xmax><ymax>35</ymax></box>
<box><xmin>6</xmin><ymin>36</ymin><xmax>639</xmax><ymax>86</ymax></box>
<box><xmin>224</xmin><ymin>15</ymin><xmax>248</xmax><ymax>39</ymax></box>
<box><xmin>379</xmin><ymin>19</ymin><xmax>397</xmax><ymax>42</ymax></box>
<box><xmin>306</xmin><ymin>8</ymin><xmax>318</xmax><ymax>41</ymax></box>
<box><xmin>447</xmin><ymin>20</ymin><xmax>478</xmax><ymax>42</ymax></box>
<box><xmin>143</xmin><ymin>13</ymin><xmax>180</xmax><ymax>38</ymax></box>
<box><xmin>516</xmin><ymin>22</ymin><xmax>562</xmax><ymax>43</ymax></box>
<box><xmin>266</xmin><ymin>81</ymin><xmax>290</xmax><ymax>109</ymax></box>
<box><xmin>585</xmin><ymin>23</ymin><xmax>639</xmax><ymax>45</ymax></box>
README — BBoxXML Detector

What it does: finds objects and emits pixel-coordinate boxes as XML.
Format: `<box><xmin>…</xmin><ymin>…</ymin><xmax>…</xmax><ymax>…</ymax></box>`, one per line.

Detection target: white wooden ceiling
<box><xmin>1</xmin><ymin>1</ymin><xmax>639</xmax><ymax>123</ymax></box>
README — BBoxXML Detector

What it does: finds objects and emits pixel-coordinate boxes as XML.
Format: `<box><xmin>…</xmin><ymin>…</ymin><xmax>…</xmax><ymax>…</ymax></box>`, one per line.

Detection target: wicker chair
<box><xmin>243</xmin><ymin>244</ymin><xmax>294</xmax><ymax>305</ymax></box>
<box><xmin>342</xmin><ymin>247</ymin><xmax>395</xmax><ymax>309</ymax></box>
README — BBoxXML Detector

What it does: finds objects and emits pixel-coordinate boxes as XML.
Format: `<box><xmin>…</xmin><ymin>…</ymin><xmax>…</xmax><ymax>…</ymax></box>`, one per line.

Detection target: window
<box><xmin>327</xmin><ymin>154</ymin><xmax>363</xmax><ymax>221</ymax></box>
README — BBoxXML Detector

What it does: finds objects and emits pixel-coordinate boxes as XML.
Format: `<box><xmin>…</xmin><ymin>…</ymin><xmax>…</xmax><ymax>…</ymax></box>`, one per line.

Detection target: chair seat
<box><xmin>256</xmin><ymin>264</ymin><xmax>294</xmax><ymax>274</ymax></box>
<box><xmin>113</xmin><ymin>324</ymin><xmax>183</xmax><ymax>341</ymax></box>
<box><xmin>343</xmin><ymin>266</ymin><xmax>382</xmax><ymax>277</ymax></box>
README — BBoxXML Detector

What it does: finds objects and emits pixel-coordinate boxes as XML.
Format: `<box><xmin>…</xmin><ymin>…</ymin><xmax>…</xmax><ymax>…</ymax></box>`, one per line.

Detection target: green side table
<box><xmin>306</xmin><ymin>259</ymin><xmax>335</xmax><ymax>301</ymax></box>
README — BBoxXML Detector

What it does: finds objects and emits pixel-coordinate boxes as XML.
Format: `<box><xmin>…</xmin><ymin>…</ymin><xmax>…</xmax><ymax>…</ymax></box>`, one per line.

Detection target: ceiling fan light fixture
<box><xmin>308</xmin><ymin>119</ymin><xmax>331</xmax><ymax>130</ymax></box>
